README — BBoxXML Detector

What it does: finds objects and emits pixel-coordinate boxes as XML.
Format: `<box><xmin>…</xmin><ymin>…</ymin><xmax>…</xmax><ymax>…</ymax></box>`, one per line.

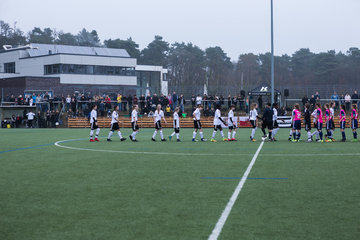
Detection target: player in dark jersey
<box><xmin>304</xmin><ymin>103</ymin><xmax>312</xmax><ymax>142</ymax></box>
<box><xmin>261</xmin><ymin>103</ymin><xmax>274</xmax><ymax>141</ymax></box>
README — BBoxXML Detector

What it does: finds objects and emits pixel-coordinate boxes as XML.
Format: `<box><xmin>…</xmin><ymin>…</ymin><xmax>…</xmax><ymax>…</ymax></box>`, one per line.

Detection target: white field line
<box><xmin>54</xmin><ymin>139</ymin><xmax>360</xmax><ymax>157</ymax></box>
<box><xmin>54</xmin><ymin>139</ymin><xmax>253</xmax><ymax>157</ymax></box>
<box><xmin>208</xmin><ymin>140</ymin><xmax>265</xmax><ymax>240</ymax></box>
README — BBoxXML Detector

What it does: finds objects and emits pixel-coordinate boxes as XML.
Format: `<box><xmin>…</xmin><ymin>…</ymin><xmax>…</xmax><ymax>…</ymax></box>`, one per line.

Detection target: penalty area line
<box><xmin>208</xmin><ymin>140</ymin><xmax>265</xmax><ymax>240</ymax></box>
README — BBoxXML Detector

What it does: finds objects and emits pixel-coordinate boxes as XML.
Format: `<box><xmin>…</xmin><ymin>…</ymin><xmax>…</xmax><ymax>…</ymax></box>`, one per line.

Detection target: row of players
<box><xmin>289</xmin><ymin>102</ymin><xmax>358</xmax><ymax>142</ymax></box>
<box><xmin>87</xmin><ymin>101</ymin><xmax>358</xmax><ymax>143</ymax></box>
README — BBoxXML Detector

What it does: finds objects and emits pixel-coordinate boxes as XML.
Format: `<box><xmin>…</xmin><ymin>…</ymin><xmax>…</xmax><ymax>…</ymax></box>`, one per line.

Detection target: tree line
<box><xmin>1</xmin><ymin>20</ymin><xmax>360</xmax><ymax>98</ymax></box>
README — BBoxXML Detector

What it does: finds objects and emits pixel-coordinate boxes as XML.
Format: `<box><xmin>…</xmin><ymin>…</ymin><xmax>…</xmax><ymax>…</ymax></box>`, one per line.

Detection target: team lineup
<box><xmin>88</xmin><ymin>101</ymin><xmax>359</xmax><ymax>143</ymax></box>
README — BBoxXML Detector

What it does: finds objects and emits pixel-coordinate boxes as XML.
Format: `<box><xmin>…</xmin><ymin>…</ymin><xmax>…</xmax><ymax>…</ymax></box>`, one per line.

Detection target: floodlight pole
<box><xmin>270</xmin><ymin>0</ymin><xmax>275</xmax><ymax>105</ymax></box>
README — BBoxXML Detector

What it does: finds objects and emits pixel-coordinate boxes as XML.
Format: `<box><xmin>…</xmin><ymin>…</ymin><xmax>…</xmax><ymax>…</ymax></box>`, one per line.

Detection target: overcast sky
<box><xmin>1</xmin><ymin>0</ymin><xmax>359</xmax><ymax>60</ymax></box>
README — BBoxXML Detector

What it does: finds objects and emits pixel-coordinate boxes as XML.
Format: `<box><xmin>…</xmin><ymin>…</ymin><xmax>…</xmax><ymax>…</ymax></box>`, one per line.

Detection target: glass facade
<box><xmin>4</xmin><ymin>62</ymin><xmax>15</xmax><ymax>73</ymax></box>
<box><xmin>44</xmin><ymin>64</ymin><xmax>135</xmax><ymax>76</ymax></box>
<box><xmin>136</xmin><ymin>71</ymin><xmax>161</xmax><ymax>96</ymax></box>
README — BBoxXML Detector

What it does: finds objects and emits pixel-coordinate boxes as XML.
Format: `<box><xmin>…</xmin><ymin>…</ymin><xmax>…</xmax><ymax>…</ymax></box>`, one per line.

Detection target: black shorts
<box><xmin>326</xmin><ymin>121</ymin><xmax>331</xmax><ymax>130</ymax></box>
<box><xmin>174</xmin><ymin>127</ymin><xmax>180</xmax><ymax>133</ymax></box>
<box><xmin>316</xmin><ymin>122</ymin><xmax>323</xmax><ymax>130</ymax></box>
<box><xmin>262</xmin><ymin>120</ymin><xmax>273</xmax><ymax>130</ymax></box>
<box><xmin>214</xmin><ymin>125</ymin><xmax>222</xmax><ymax>131</ymax></box>
<box><xmin>131</xmin><ymin>122</ymin><xmax>139</xmax><ymax>131</ymax></box>
<box><xmin>90</xmin><ymin>122</ymin><xmax>98</xmax><ymax>130</ymax></box>
<box><xmin>155</xmin><ymin>120</ymin><xmax>162</xmax><ymax>130</ymax></box>
<box><xmin>194</xmin><ymin>120</ymin><xmax>202</xmax><ymax>129</ymax></box>
<box><xmin>352</xmin><ymin>119</ymin><xmax>358</xmax><ymax>129</ymax></box>
<box><xmin>250</xmin><ymin>120</ymin><xmax>256</xmax><ymax>128</ymax></box>
<box><xmin>229</xmin><ymin>125</ymin><xmax>236</xmax><ymax>130</ymax></box>
<box><xmin>273</xmin><ymin>120</ymin><xmax>279</xmax><ymax>128</ymax></box>
<box><xmin>110</xmin><ymin>122</ymin><xmax>119</xmax><ymax>131</ymax></box>
<box><xmin>330</xmin><ymin>119</ymin><xmax>335</xmax><ymax>129</ymax></box>
<box><xmin>293</xmin><ymin>120</ymin><xmax>301</xmax><ymax>130</ymax></box>
<box><xmin>305</xmin><ymin>122</ymin><xmax>311</xmax><ymax>131</ymax></box>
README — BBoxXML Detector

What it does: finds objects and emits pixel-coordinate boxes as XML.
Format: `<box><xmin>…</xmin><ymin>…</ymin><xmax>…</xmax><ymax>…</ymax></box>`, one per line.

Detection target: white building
<box><xmin>0</xmin><ymin>43</ymin><xmax>167</xmax><ymax>97</ymax></box>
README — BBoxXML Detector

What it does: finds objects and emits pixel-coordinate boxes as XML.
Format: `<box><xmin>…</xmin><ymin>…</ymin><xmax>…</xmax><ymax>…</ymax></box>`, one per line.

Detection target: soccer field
<box><xmin>0</xmin><ymin>128</ymin><xmax>359</xmax><ymax>240</ymax></box>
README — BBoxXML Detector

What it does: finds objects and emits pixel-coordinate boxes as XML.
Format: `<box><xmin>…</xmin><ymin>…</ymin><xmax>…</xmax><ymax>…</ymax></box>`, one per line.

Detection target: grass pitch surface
<box><xmin>0</xmin><ymin>128</ymin><xmax>359</xmax><ymax>240</ymax></box>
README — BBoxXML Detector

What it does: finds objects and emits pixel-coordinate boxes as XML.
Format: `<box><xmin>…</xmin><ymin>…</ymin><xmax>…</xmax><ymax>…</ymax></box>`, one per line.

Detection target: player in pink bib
<box><xmin>339</xmin><ymin>104</ymin><xmax>346</xmax><ymax>142</ymax></box>
<box><xmin>351</xmin><ymin>104</ymin><xmax>358</xmax><ymax>142</ymax></box>
<box><xmin>292</xmin><ymin>103</ymin><xmax>302</xmax><ymax>141</ymax></box>
<box><xmin>314</xmin><ymin>102</ymin><xmax>324</xmax><ymax>142</ymax></box>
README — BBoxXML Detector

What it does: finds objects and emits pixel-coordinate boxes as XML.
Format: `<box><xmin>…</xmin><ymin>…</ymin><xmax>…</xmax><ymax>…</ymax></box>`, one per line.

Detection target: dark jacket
<box><xmin>262</xmin><ymin>107</ymin><xmax>273</xmax><ymax>122</ymax></box>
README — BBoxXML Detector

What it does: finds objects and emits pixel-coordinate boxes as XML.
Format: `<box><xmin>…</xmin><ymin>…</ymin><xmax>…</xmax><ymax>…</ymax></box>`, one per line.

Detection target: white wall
<box><xmin>19</xmin><ymin>54</ymin><xmax>61</xmax><ymax>76</ymax></box>
<box><xmin>0</xmin><ymin>51</ymin><xmax>21</xmax><ymax>73</ymax></box>
<box><xmin>59</xmin><ymin>74</ymin><xmax>137</xmax><ymax>85</ymax></box>
<box><xmin>60</xmin><ymin>55</ymin><xmax>136</xmax><ymax>67</ymax></box>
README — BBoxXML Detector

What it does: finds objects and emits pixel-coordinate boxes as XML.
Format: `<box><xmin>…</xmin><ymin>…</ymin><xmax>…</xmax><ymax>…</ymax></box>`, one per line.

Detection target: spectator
<box><xmin>196</xmin><ymin>94</ymin><xmax>202</xmax><ymax>105</ymax></box>
<box><xmin>351</xmin><ymin>91</ymin><xmax>358</xmax><ymax>106</ymax></box>
<box><xmin>162</xmin><ymin>95</ymin><xmax>169</xmax><ymax>107</ymax></box>
<box><xmin>127</xmin><ymin>95</ymin><xmax>133</xmax><ymax>111</ymax></box>
<box><xmin>165</xmin><ymin>104</ymin><xmax>171</xmax><ymax>116</ymax></box>
<box><xmin>302</xmin><ymin>96</ymin><xmax>308</xmax><ymax>107</ymax></box>
<box><xmin>309</xmin><ymin>95</ymin><xmax>316</xmax><ymax>110</ymax></box>
<box><xmin>220</xmin><ymin>95</ymin><xmax>224</xmax><ymax>105</ymax></box>
<box><xmin>167</xmin><ymin>94</ymin><xmax>172</xmax><ymax>109</ymax></box>
<box><xmin>172</xmin><ymin>91</ymin><xmax>178</xmax><ymax>109</ymax></box>
<box><xmin>146</xmin><ymin>93</ymin><xmax>152</xmax><ymax>109</ymax></box>
<box><xmin>340</xmin><ymin>94</ymin><xmax>345</xmax><ymax>105</ymax></box>
<box><xmin>122</xmin><ymin>96</ymin><xmax>127</xmax><ymax>112</ymax></box>
<box><xmin>44</xmin><ymin>92</ymin><xmax>50</xmax><ymax>102</ymax></box>
<box><xmin>99</xmin><ymin>100</ymin><xmax>105</xmax><ymax>117</ymax></box>
<box><xmin>32</xmin><ymin>93</ymin><xmax>37</xmax><ymax>105</ymax></box>
<box><xmin>105</xmin><ymin>95</ymin><xmax>111</xmax><ymax>111</ymax></box>
<box><xmin>71</xmin><ymin>97</ymin><xmax>77</xmax><ymax>113</ymax></box>
<box><xmin>139</xmin><ymin>94</ymin><xmax>145</xmax><ymax>110</ymax></box>
<box><xmin>133</xmin><ymin>95</ymin><xmax>138</xmax><ymax>106</ymax></box>
<box><xmin>232</xmin><ymin>96</ymin><xmax>237</xmax><ymax>109</ymax></box>
<box><xmin>191</xmin><ymin>95</ymin><xmax>196</xmax><ymax>109</ymax></box>
<box><xmin>152</xmin><ymin>93</ymin><xmax>159</xmax><ymax>105</ymax></box>
<box><xmin>29</xmin><ymin>97</ymin><xmax>34</xmax><ymax>106</ymax></box>
<box><xmin>65</xmin><ymin>95</ymin><xmax>71</xmax><ymax>110</ymax></box>
<box><xmin>227</xmin><ymin>94</ymin><xmax>231</xmax><ymax>109</ymax></box>
<box><xmin>117</xmin><ymin>94</ymin><xmax>122</xmax><ymax>111</ymax></box>
<box><xmin>15</xmin><ymin>115</ymin><xmax>21</xmax><ymax>128</ymax></box>
<box><xmin>314</xmin><ymin>91</ymin><xmax>320</xmax><ymax>101</ymax></box>
<box><xmin>331</xmin><ymin>91</ymin><xmax>339</xmax><ymax>110</ymax></box>
<box><xmin>208</xmin><ymin>95</ymin><xmax>213</xmax><ymax>110</ymax></box>
<box><xmin>345</xmin><ymin>93</ymin><xmax>351</xmax><ymax>110</ymax></box>
<box><xmin>179</xmin><ymin>94</ymin><xmax>185</xmax><ymax>114</ymax></box>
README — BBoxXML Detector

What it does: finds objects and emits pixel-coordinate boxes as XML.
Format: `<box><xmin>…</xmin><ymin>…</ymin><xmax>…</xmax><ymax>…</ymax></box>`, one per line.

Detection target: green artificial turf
<box><xmin>0</xmin><ymin>128</ymin><xmax>359</xmax><ymax>240</ymax></box>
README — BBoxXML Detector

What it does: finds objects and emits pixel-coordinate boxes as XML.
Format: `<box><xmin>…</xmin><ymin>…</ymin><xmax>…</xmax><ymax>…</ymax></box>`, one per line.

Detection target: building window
<box><xmin>44</xmin><ymin>64</ymin><xmax>60</xmax><ymax>74</ymax></box>
<box><xmin>4</xmin><ymin>62</ymin><xmax>15</xmax><ymax>73</ymax></box>
<box><xmin>44</xmin><ymin>64</ymin><xmax>136</xmax><ymax>76</ymax></box>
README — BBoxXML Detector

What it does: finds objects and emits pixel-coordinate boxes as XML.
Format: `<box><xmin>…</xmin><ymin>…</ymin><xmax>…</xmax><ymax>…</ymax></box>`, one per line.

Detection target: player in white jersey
<box><xmin>129</xmin><ymin>105</ymin><xmax>139</xmax><ymax>142</ymax></box>
<box><xmin>311</xmin><ymin>107</ymin><xmax>319</xmax><ymax>141</ymax></box>
<box><xmin>89</xmin><ymin>105</ymin><xmax>100</xmax><ymax>142</ymax></box>
<box><xmin>107</xmin><ymin>105</ymin><xmax>126</xmax><ymax>142</ymax></box>
<box><xmin>271</xmin><ymin>103</ymin><xmax>279</xmax><ymax>141</ymax></box>
<box><xmin>26</xmin><ymin>111</ymin><xmax>35</xmax><ymax>128</ymax></box>
<box><xmin>169</xmin><ymin>107</ymin><xmax>181</xmax><ymax>142</ymax></box>
<box><xmin>152</xmin><ymin>104</ymin><xmax>167</xmax><ymax>141</ymax></box>
<box><xmin>227</xmin><ymin>105</ymin><xmax>237</xmax><ymax>141</ymax></box>
<box><xmin>211</xmin><ymin>104</ymin><xmax>227</xmax><ymax>142</ymax></box>
<box><xmin>249</xmin><ymin>103</ymin><xmax>259</xmax><ymax>142</ymax></box>
<box><xmin>192</xmin><ymin>105</ymin><xmax>207</xmax><ymax>142</ymax></box>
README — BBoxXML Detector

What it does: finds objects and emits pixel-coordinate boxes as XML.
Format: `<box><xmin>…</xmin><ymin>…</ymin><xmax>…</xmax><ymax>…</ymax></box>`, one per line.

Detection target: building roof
<box><xmin>25</xmin><ymin>43</ymin><xmax>130</xmax><ymax>58</ymax></box>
